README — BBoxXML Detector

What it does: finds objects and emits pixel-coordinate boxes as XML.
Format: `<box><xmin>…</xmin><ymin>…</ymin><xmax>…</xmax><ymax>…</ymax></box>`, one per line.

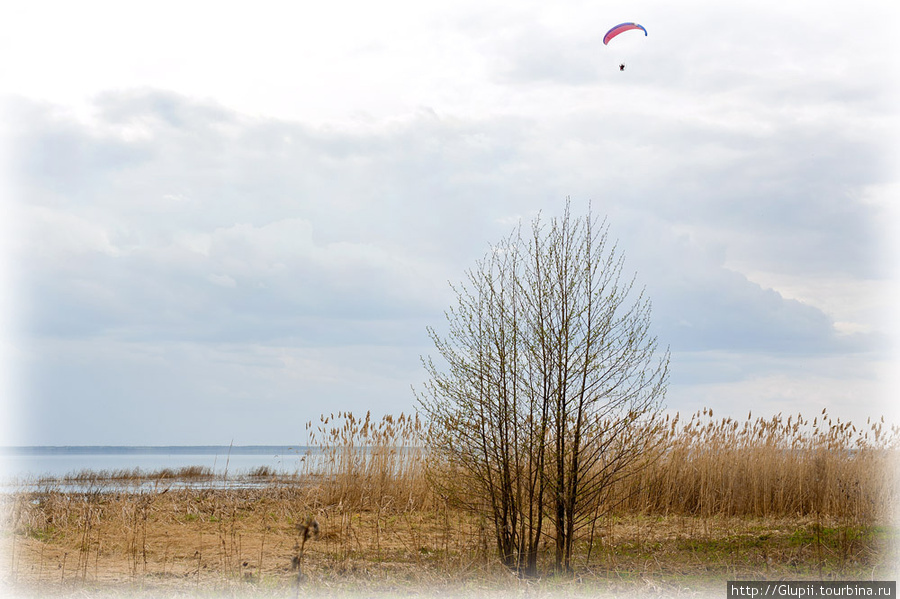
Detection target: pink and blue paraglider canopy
<box><xmin>603</xmin><ymin>22</ymin><xmax>647</xmax><ymax>45</ymax></box>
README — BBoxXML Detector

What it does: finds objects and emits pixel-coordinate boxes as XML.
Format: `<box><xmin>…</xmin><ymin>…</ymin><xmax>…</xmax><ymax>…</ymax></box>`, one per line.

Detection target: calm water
<box><xmin>0</xmin><ymin>445</ymin><xmax>313</xmax><ymax>483</ymax></box>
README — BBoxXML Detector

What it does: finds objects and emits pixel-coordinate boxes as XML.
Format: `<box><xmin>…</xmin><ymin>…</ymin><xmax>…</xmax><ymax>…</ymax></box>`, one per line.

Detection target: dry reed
<box><xmin>300</xmin><ymin>411</ymin><xmax>432</xmax><ymax>512</ymax></box>
<box><xmin>2</xmin><ymin>408</ymin><xmax>897</xmax><ymax>593</ymax></box>
<box><xmin>618</xmin><ymin>409</ymin><xmax>899</xmax><ymax>520</ymax></box>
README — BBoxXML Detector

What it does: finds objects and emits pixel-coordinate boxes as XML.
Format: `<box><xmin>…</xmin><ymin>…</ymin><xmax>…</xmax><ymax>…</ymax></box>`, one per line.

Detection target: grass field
<box><xmin>2</xmin><ymin>410</ymin><xmax>898</xmax><ymax>597</ymax></box>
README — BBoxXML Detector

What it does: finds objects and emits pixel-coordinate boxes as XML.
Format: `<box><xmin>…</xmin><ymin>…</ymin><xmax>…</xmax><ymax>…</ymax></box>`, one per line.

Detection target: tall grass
<box><xmin>9</xmin><ymin>409</ymin><xmax>896</xmax><ymax>521</ymax></box>
<box><xmin>294</xmin><ymin>408</ymin><xmax>897</xmax><ymax>524</ymax></box>
<box><xmin>619</xmin><ymin>408</ymin><xmax>899</xmax><ymax>520</ymax></box>
<box><xmin>301</xmin><ymin>411</ymin><xmax>432</xmax><ymax>511</ymax></box>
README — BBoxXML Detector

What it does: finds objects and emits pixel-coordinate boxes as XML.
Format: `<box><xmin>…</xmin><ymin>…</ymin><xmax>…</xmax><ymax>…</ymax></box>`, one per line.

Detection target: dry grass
<box><xmin>300</xmin><ymin>411</ymin><xmax>433</xmax><ymax>511</ymax></box>
<box><xmin>624</xmin><ymin>409</ymin><xmax>899</xmax><ymax>521</ymax></box>
<box><xmin>1</xmin><ymin>409</ymin><xmax>898</xmax><ymax>597</ymax></box>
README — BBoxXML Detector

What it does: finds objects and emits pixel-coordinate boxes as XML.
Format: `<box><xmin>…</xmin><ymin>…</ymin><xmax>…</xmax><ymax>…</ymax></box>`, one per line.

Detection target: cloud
<box><xmin>13</xmin><ymin>335</ymin><xmax>430</xmax><ymax>445</ymax></box>
<box><xmin>12</xmin><ymin>89</ymin><xmax>888</xmax><ymax>349</ymax></box>
<box><xmin>665</xmin><ymin>352</ymin><xmax>894</xmax><ymax>426</ymax></box>
<box><xmin>611</xmin><ymin>213</ymin><xmax>882</xmax><ymax>357</ymax></box>
<box><xmin>489</xmin><ymin>23</ymin><xmax>600</xmax><ymax>86</ymax></box>
<box><xmin>6</xmin><ymin>72</ymin><xmax>893</xmax><ymax>442</ymax></box>
<box><xmin>19</xmin><ymin>211</ymin><xmax>440</xmax><ymax>345</ymax></box>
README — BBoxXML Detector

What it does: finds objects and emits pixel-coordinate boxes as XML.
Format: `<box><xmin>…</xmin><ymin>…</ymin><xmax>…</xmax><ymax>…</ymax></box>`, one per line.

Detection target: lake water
<box><xmin>0</xmin><ymin>445</ymin><xmax>313</xmax><ymax>483</ymax></box>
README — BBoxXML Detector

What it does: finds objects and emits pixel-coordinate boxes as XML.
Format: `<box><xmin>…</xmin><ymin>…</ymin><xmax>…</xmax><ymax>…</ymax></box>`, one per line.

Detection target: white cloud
<box><xmin>207</xmin><ymin>273</ymin><xmax>237</xmax><ymax>288</ymax></box>
<box><xmin>735</xmin><ymin>271</ymin><xmax>891</xmax><ymax>337</ymax></box>
<box><xmin>3</xmin><ymin>0</ymin><xmax>897</xmax><ymax>443</ymax></box>
<box><xmin>666</xmin><ymin>354</ymin><xmax>894</xmax><ymax>427</ymax></box>
<box><xmin>10</xmin><ymin>84</ymin><xmax>894</xmax><ymax>442</ymax></box>
<box><xmin>26</xmin><ymin>205</ymin><xmax>121</xmax><ymax>258</ymax></box>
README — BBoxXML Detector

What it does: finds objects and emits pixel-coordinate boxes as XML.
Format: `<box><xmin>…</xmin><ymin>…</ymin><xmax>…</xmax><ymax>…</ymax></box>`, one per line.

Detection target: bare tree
<box><xmin>417</xmin><ymin>201</ymin><xmax>669</xmax><ymax>576</ymax></box>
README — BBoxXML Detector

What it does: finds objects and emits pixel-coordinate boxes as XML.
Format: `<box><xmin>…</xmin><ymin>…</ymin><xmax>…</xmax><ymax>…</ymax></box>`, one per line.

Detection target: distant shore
<box><xmin>0</xmin><ymin>445</ymin><xmax>305</xmax><ymax>455</ymax></box>
<box><xmin>0</xmin><ymin>446</ymin><xmax>315</xmax><ymax>484</ymax></box>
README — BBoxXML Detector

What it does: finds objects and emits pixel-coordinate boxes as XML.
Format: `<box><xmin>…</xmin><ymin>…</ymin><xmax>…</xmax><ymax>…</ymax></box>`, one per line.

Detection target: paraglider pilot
<box><xmin>619</xmin><ymin>64</ymin><xmax>625</xmax><ymax>71</ymax></box>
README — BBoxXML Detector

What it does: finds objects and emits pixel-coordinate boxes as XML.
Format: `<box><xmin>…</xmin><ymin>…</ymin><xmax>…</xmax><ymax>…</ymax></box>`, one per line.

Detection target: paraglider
<box><xmin>604</xmin><ymin>22</ymin><xmax>647</xmax><ymax>71</ymax></box>
<box><xmin>603</xmin><ymin>22</ymin><xmax>647</xmax><ymax>46</ymax></box>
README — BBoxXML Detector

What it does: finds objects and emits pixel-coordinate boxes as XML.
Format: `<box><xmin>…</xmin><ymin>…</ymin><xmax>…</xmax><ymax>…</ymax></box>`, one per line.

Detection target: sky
<box><xmin>1</xmin><ymin>0</ymin><xmax>898</xmax><ymax>446</ymax></box>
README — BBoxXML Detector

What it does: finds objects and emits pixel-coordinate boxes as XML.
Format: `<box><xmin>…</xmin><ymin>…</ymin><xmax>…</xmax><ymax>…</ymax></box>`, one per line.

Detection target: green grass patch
<box><xmin>788</xmin><ymin>524</ymin><xmax>893</xmax><ymax>548</ymax></box>
<box><xmin>25</xmin><ymin>525</ymin><xmax>58</xmax><ymax>543</ymax></box>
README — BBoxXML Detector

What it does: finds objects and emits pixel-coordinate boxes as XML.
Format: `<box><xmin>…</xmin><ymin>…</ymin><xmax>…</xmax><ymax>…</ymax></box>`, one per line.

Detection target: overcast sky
<box><xmin>1</xmin><ymin>0</ymin><xmax>898</xmax><ymax>445</ymax></box>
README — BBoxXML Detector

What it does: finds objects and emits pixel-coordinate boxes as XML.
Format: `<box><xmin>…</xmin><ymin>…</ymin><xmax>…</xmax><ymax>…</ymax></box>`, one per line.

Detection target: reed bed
<box><xmin>299</xmin><ymin>411</ymin><xmax>432</xmax><ymax>512</ymax></box>
<box><xmin>2</xmin><ymin>409</ymin><xmax>897</xmax><ymax>595</ymax></box>
<box><xmin>620</xmin><ymin>409</ymin><xmax>899</xmax><ymax>521</ymax></box>
<box><xmin>59</xmin><ymin>465</ymin><xmax>216</xmax><ymax>483</ymax></box>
